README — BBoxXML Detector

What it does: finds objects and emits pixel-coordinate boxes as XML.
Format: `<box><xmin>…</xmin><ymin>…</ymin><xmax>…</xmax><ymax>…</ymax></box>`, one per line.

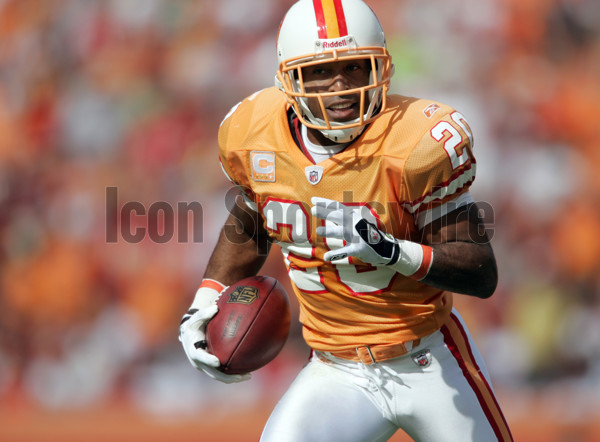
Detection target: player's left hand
<box><xmin>179</xmin><ymin>285</ymin><xmax>251</xmax><ymax>384</ymax></box>
<box><xmin>311</xmin><ymin>196</ymin><xmax>400</xmax><ymax>265</ymax></box>
<box><xmin>179</xmin><ymin>308</ymin><xmax>251</xmax><ymax>384</ymax></box>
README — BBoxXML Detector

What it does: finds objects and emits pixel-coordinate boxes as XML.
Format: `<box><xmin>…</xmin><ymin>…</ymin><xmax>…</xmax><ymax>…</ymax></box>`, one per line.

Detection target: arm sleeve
<box><xmin>415</xmin><ymin>191</ymin><xmax>474</xmax><ymax>229</ymax></box>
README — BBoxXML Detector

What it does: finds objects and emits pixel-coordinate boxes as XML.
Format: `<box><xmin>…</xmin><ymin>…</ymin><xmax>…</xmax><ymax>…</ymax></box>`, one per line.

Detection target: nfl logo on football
<box><xmin>227</xmin><ymin>286</ymin><xmax>259</xmax><ymax>305</ymax></box>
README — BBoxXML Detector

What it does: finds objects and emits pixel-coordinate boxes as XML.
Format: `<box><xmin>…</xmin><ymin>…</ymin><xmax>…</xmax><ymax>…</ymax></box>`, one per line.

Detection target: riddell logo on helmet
<box><xmin>321</xmin><ymin>39</ymin><xmax>348</xmax><ymax>49</ymax></box>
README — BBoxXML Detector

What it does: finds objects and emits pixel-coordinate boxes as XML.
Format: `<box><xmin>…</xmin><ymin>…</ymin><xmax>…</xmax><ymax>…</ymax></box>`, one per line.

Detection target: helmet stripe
<box><xmin>332</xmin><ymin>0</ymin><xmax>348</xmax><ymax>36</ymax></box>
<box><xmin>313</xmin><ymin>0</ymin><xmax>328</xmax><ymax>39</ymax></box>
<box><xmin>322</xmin><ymin>0</ymin><xmax>341</xmax><ymax>38</ymax></box>
<box><xmin>313</xmin><ymin>0</ymin><xmax>348</xmax><ymax>39</ymax></box>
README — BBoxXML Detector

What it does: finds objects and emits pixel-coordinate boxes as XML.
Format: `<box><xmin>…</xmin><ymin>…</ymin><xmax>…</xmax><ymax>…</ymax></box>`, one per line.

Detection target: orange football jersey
<box><xmin>218</xmin><ymin>87</ymin><xmax>476</xmax><ymax>353</ymax></box>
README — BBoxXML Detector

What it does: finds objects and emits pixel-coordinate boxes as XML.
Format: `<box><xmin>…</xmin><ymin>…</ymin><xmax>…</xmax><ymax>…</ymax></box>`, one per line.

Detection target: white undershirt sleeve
<box><xmin>416</xmin><ymin>192</ymin><xmax>474</xmax><ymax>229</ymax></box>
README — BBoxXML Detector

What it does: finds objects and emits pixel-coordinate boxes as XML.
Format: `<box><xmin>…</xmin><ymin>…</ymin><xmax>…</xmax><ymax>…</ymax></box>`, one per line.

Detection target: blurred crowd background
<box><xmin>0</xmin><ymin>0</ymin><xmax>599</xmax><ymax>440</ymax></box>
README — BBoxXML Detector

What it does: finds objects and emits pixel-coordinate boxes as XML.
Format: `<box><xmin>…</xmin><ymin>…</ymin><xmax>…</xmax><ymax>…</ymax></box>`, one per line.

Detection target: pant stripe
<box><xmin>441</xmin><ymin>312</ymin><xmax>514</xmax><ymax>441</ymax></box>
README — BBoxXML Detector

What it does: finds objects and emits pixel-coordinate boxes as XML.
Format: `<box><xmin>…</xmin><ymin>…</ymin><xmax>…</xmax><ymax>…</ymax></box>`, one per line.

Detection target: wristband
<box><xmin>189</xmin><ymin>279</ymin><xmax>226</xmax><ymax>310</ymax></box>
<box><xmin>199</xmin><ymin>279</ymin><xmax>226</xmax><ymax>292</ymax></box>
<box><xmin>410</xmin><ymin>245</ymin><xmax>433</xmax><ymax>281</ymax></box>
<box><xmin>389</xmin><ymin>241</ymin><xmax>434</xmax><ymax>280</ymax></box>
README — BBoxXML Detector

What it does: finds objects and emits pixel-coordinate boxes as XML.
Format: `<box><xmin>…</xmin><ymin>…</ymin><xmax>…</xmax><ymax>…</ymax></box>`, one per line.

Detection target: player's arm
<box><xmin>312</xmin><ymin>196</ymin><xmax>497</xmax><ymax>299</ymax></box>
<box><xmin>418</xmin><ymin>202</ymin><xmax>497</xmax><ymax>298</ymax></box>
<box><xmin>388</xmin><ymin>109</ymin><xmax>496</xmax><ymax>297</ymax></box>
<box><xmin>203</xmin><ymin>194</ymin><xmax>272</xmax><ymax>285</ymax></box>
<box><xmin>179</xmin><ymin>193</ymin><xmax>270</xmax><ymax>383</ymax></box>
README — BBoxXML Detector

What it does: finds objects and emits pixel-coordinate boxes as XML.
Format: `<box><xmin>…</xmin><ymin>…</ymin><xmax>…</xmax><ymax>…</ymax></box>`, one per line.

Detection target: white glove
<box><xmin>311</xmin><ymin>197</ymin><xmax>429</xmax><ymax>277</ymax></box>
<box><xmin>179</xmin><ymin>282</ymin><xmax>251</xmax><ymax>384</ymax></box>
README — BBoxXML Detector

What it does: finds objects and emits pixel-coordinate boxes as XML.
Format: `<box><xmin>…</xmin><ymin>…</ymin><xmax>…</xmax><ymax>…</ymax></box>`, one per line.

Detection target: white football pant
<box><xmin>261</xmin><ymin>310</ymin><xmax>512</xmax><ymax>442</ymax></box>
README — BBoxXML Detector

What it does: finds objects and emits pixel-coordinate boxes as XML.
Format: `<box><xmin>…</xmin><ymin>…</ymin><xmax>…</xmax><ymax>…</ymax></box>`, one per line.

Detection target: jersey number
<box><xmin>262</xmin><ymin>198</ymin><xmax>396</xmax><ymax>296</ymax></box>
<box><xmin>430</xmin><ymin>112</ymin><xmax>473</xmax><ymax>170</ymax></box>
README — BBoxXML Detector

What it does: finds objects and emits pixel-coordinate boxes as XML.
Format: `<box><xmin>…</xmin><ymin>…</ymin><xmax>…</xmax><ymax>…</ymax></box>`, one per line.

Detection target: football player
<box><xmin>179</xmin><ymin>0</ymin><xmax>513</xmax><ymax>440</ymax></box>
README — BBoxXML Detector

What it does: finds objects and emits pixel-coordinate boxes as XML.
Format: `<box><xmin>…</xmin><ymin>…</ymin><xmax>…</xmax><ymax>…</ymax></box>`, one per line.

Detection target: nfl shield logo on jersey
<box><xmin>305</xmin><ymin>165</ymin><xmax>324</xmax><ymax>185</ymax></box>
<box><xmin>411</xmin><ymin>349</ymin><xmax>432</xmax><ymax>368</ymax></box>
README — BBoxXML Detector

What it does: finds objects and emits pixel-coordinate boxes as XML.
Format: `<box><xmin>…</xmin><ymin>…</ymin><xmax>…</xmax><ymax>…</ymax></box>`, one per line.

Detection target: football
<box><xmin>206</xmin><ymin>276</ymin><xmax>291</xmax><ymax>375</ymax></box>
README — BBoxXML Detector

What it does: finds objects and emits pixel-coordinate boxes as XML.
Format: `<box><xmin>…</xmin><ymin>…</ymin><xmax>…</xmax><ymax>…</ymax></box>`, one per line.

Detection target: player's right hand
<box><xmin>311</xmin><ymin>197</ymin><xmax>431</xmax><ymax>278</ymax></box>
<box><xmin>179</xmin><ymin>284</ymin><xmax>251</xmax><ymax>384</ymax></box>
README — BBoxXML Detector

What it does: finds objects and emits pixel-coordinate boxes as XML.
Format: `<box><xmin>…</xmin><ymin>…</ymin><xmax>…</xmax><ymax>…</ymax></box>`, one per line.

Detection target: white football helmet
<box><xmin>275</xmin><ymin>0</ymin><xmax>394</xmax><ymax>143</ymax></box>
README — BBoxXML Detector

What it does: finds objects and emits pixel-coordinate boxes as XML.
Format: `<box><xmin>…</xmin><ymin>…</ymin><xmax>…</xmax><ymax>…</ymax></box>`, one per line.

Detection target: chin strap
<box><xmin>319</xmin><ymin>125</ymin><xmax>366</xmax><ymax>143</ymax></box>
